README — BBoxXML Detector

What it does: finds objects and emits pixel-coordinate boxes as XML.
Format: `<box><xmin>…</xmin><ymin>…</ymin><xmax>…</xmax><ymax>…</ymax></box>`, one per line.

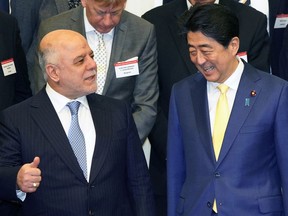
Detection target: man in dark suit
<box><xmin>0</xmin><ymin>29</ymin><xmax>155</xmax><ymax>216</ymax></box>
<box><xmin>33</xmin><ymin>0</ymin><xmax>158</xmax><ymax>144</ymax></box>
<box><xmin>142</xmin><ymin>0</ymin><xmax>269</xmax><ymax>215</ymax></box>
<box><xmin>0</xmin><ymin>11</ymin><xmax>32</xmax><ymax>111</ymax></box>
<box><xmin>168</xmin><ymin>4</ymin><xmax>288</xmax><ymax>216</ymax></box>
<box><xmin>268</xmin><ymin>0</ymin><xmax>288</xmax><ymax>78</ymax></box>
<box><xmin>11</xmin><ymin>0</ymin><xmax>81</xmax><ymax>93</ymax></box>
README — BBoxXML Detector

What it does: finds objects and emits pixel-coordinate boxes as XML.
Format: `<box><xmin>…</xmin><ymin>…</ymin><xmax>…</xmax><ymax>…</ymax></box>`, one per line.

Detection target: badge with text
<box><xmin>1</xmin><ymin>58</ymin><xmax>17</xmax><ymax>76</ymax></box>
<box><xmin>274</xmin><ymin>14</ymin><xmax>288</xmax><ymax>29</ymax></box>
<box><xmin>114</xmin><ymin>57</ymin><xmax>139</xmax><ymax>78</ymax></box>
<box><xmin>237</xmin><ymin>51</ymin><xmax>248</xmax><ymax>62</ymax></box>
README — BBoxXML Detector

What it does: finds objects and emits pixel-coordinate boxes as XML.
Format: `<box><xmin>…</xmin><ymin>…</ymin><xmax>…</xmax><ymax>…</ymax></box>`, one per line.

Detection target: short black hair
<box><xmin>179</xmin><ymin>4</ymin><xmax>239</xmax><ymax>48</ymax></box>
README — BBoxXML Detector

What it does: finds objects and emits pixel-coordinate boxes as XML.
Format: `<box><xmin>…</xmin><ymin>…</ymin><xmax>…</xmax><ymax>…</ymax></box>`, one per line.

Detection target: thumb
<box><xmin>30</xmin><ymin>156</ymin><xmax>40</xmax><ymax>168</ymax></box>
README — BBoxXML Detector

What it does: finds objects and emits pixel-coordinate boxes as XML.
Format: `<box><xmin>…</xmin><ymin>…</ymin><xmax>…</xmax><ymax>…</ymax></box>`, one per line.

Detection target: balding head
<box><xmin>38</xmin><ymin>30</ymin><xmax>97</xmax><ymax>99</ymax></box>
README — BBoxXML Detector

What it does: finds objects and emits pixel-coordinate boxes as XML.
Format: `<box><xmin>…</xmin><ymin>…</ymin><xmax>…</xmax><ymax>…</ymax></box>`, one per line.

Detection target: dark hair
<box><xmin>179</xmin><ymin>4</ymin><xmax>239</xmax><ymax>48</ymax></box>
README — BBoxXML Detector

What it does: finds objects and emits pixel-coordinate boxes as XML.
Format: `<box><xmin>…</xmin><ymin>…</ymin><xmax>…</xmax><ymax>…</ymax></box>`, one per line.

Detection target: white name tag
<box><xmin>274</xmin><ymin>14</ymin><xmax>288</xmax><ymax>29</ymax></box>
<box><xmin>237</xmin><ymin>51</ymin><xmax>248</xmax><ymax>63</ymax></box>
<box><xmin>114</xmin><ymin>57</ymin><xmax>139</xmax><ymax>78</ymax></box>
<box><xmin>1</xmin><ymin>58</ymin><xmax>17</xmax><ymax>76</ymax></box>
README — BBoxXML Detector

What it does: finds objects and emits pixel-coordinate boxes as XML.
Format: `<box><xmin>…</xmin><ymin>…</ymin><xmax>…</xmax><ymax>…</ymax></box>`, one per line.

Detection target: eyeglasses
<box><xmin>95</xmin><ymin>8</ymin><xmax>123</xmax><ymax>17</ymax></box>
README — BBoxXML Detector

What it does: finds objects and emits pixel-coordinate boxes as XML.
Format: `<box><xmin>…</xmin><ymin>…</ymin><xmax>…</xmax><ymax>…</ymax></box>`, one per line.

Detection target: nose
<box><xmin>195</xmin><ymin>52</ymin><xmax>206</xmax><ymax>65</ymax></box>
<box><xmin>102</xmin><ymin>14</ymin><xmax>114</xmax><ymax>27</ymax></box>
<box><xmin>88</xmin><ymin>55</ymin><xmax>97</xmax><ymax>71</ymax></box>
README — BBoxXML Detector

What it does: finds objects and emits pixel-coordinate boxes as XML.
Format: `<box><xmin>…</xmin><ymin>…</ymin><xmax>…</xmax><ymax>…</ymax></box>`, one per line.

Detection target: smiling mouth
<box><xmin>203</xmin><ymin>66</ymin><xmax>215</xmax><ymax>72</ymax></box>
<box><xmin>85</xmin><ymin>74</ymin><xmax>96</xmax><ymax>81</ymax></box>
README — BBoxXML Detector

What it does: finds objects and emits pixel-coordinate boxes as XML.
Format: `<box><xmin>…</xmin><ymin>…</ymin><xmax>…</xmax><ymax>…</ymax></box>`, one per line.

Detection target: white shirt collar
<box><xmin>45</xmin><ymin>83</ymin><xmax>89</xmax><ymax>113</ymax></box>
<box><xmin>187</xmin><ymin>0</ymin><xmax>219</xmax><ymax>8</ymax></box>
<box><xmin>208</xmin><ymin>57</ymin><xmax>244</xmax><ymax>91</ymax></box>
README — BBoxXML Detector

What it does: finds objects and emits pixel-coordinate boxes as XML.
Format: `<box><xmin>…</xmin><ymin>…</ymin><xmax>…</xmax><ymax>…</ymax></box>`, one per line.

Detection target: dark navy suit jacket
<box><xmin>167</xmin><ymin>62</ymin><xmax>288</xmax><ymax>216</ymax></box>
<box><xmin>0</xmin><ymin>89</ymin><xmax>155</xmax><ymax>216</ymax></box>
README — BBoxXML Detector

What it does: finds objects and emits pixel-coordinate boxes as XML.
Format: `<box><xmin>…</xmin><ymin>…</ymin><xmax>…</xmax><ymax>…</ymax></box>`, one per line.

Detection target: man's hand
<box><xmin>17</xmin><ymin>157</ymin><xmax>42</xmax><ymax>193</ymax></box>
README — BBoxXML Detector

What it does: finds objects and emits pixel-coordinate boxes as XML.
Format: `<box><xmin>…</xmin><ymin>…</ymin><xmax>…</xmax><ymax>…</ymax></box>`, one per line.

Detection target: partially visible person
<box><xmin>269</xmin><ymin>0</ymin><xmax>288</xmax><ymax>78</ymax></box>
<box><xmin>0</xmin><ymin>29</ymin><xmax>155</xmax><ymax>216</ymax></box>
<box><xmin>0</xmin><ymin>10</ymin><xmax>32</xmax><ymax>216</ymax></box>
<box><xmin>167</xmin><ymin>4</ymin><xmax>288</xmax><ymax>216</ymax></box>
<box><xmin>0</xmin><ymin>11</ymin><xmax>32</xmax><ymax>111</ymax></box>
<box><xmin>11</xmin><ymin>0</ymin><xmax>82</xmax><ymax>93</ymax></box>
<box><xmin>235</xmin><ymin>0</ymin><xmax>288</xmax><ymax>77</ymax></box>
<box><xmin>33</xmin><ymin>0</ymin><xmax>158</xmax><ymax>143</ymax></box>
<box><xmin>142</xmin><ymin>0</ymin><xmax>269</xmax><ymax>215</ymax></box>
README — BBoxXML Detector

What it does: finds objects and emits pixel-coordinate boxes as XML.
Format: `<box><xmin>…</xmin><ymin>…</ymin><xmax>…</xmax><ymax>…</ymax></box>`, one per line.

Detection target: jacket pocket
<box><xmin>258</xmin><ymin>195</ymin><xmax>283</xmax><ymax>213</ymax></box>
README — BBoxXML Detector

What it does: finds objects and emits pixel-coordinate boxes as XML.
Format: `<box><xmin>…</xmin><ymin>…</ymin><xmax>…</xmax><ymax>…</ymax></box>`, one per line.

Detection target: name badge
<box><xmin>237</xmin><ymin>51</ymin><xmax>248</xmax><ymax>62</ymax></box>
<box><xmin>1</xmin><ymin>58</ymin><xmax>17</xmax><ymax>76</ymax></box>
<box><xmin>114</xmin><ymin>57</ymin><xmax>139</xmax><ymax>78</ymax></box>
<box><xmin>274</xmin><ymin>14</ymin><xmax>288</xmax><ymax>29</ymax></box>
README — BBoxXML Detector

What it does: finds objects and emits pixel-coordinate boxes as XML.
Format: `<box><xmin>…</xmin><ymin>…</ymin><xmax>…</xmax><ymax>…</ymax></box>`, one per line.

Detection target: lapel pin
<box><xmin>245</xmin><ymin>98</ymin><xmax>250</xmax><ymax>106</ymax></box>
<box><xmin>250</xmin><ymin>90</ymin><xmax>256</xmax><ymax>97</ymax></box>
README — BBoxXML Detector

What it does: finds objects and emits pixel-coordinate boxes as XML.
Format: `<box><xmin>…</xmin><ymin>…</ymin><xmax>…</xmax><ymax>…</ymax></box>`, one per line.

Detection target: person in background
<box><xmin>0</xmin><ymin>11</ymin><xmax>32</xmax><ymax>111</ymax></box>
<box><xmin>11</xmin><ymin>0</ymin><xmax>82</xmax><ymax>93</ymax></box>
<box><xmin>142</xmin><ymin>0</ymin><xmax>269</xmax><ymax>215</ymax></box>
<box><xmin>167</xmin><ymin>4</ymin><xmax>288</xmax><ymax>216</ymax></box>
<box><xmin>0</xmin><ymin>10</ymin><xmax>32</xmax><ymax>216</ymax></box>
<box><xmin>33</xmin><ymin>0</ymin><xmax>158</xmax><ymax>144</ymax></box>
<box><xmin>0</xmin><ymin>29</ymin><xmax>155</xmax><ymax>216</ymax></box>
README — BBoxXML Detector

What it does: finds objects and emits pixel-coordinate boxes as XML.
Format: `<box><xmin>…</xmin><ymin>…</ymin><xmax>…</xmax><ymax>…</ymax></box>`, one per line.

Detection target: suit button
<box><xmin>215</xmin><ymin>172</ymin><xmax>220</xmax><ymax>177</ymax></box>
<box><xmin>207</xmin><ymin>202</ymin><xmax>212</xmax><ymax>208</ymax></box>
<box><xmin>89</xmin><ymin>210</ymin><xmax>94</xmax><ymax>215</ymax></box>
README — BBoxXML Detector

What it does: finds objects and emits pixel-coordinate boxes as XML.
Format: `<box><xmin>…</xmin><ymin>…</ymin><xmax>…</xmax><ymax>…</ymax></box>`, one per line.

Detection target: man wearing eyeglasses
<box><xmin>33</xmin><ymin>0</ymin><xmax>159</xmax><ymax>146</ymax></box>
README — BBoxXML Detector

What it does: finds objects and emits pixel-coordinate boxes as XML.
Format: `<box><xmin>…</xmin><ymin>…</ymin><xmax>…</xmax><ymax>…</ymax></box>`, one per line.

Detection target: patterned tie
<box><xmin>238</xmin><ymin>0</ymin><xmax>250</xmax><ymax>5</ymax></box>
<box><xmin>212</xmin><ymin>84</ymin><xmax>230</xmax><ymax>213</ymax></box>
<box><xmin>67</xmin><ymin>101</ymin><xmax>87</xmax><ymax>179</ymax></box>
<box><xmin>94</xmin><ymin>32</ymin><xmax>107</xmax><ymax>95</ymax></box>
<box><xmin>212</xmin><ymin>84</ymin><xmax>230</xmax><ymax>161</ymax></box>
<box><xmin>68</xmin><ymin>0</ymin><xmax>81</xmax><ymax>9</ymax></box>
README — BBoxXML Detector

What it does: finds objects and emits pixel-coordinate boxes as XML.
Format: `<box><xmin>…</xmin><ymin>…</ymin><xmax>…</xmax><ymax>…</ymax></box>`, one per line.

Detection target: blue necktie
<box><xmin>67</xmin><ymin>101</ymin><xmax>87</xmax><ymax>179</ymax></box>
<box><xmin>0</xmin><ymin>0</ymin><xmax>9</xmax><ymax>13</ymax></box>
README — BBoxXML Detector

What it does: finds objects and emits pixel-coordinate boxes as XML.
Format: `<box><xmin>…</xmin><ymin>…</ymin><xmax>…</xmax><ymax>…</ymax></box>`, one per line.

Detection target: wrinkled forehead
<box><xmin>89</xmin><ymin>0</ymin><xmax>126</xmax><ymax>7</ymax></box>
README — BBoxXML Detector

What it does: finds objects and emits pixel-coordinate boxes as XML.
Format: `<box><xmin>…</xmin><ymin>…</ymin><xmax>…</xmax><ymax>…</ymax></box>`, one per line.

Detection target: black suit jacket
<box><xmin>142</xmin><ymin>0</ymin><xmax>270</xmax><ymax>197</ymax></box>
<box><xmin>0</xmin><ymin>11</ymin><xmax>31</xmax><ymax>111</ymax></box>
<box><xmin>0</xmin><ymin>89</ymin><xmax>155</xmax><ymax>216</ymax></box>
<box><xmin>269</xmin><ymin>0</ymin><xmax>288</xmax><ymax>78</ymax></box>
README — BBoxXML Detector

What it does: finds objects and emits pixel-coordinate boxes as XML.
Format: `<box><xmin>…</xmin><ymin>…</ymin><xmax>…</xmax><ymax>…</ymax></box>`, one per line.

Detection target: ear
<box><xmin>229</xmin><ymin>37</ymin><xmax>240</xmax><ymax>56</ymax></box>
<box><xmin>46</xmin><ymin>64</ymin><xmax>60</xmax><ymax>82</ymax></box>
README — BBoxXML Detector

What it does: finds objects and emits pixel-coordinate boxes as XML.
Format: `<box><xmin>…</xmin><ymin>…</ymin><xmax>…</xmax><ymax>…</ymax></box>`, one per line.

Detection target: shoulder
<box><xmin>122</xmin><ymin>10</ymin><xmax>153</xmax><ymax>29</ymax></box>
<box><xmin>220</xmin><ymin>0</ymin><xmax>266</xmax><ymax>19</ymax></box>
<box><xmin>142</xmin><ymin>1</ymin><xmax>184</xmax><ymax>24</ymax></box>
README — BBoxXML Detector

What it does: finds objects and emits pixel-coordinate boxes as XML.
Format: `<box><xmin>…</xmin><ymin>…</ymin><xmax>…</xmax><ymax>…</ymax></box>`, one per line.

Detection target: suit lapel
<box><xmin>70</xmin><ymin>6</ymin><xmax>86</xmax><ymax>35</ymax></box>
<box><xmin>191</xmin><ymin>75</ymin><xmax>215</xmax><ymax>162</ymax></box>
<box><xmin>102</xmin><ymin>11</ymin><xmax>128</xmax><ymax>95</ymax></box>
<box><xmin>217</xmin><ymin>64</ymin><xmax>262</xmax><ymax>164</ymax></box>
<box><xmin>86</xmin><ymin>94</ymin><xmax>112</xmax><ymax>183</ymax></box>
<box><xmin>30</xmin><ymin>89</ymin><xmax>86</xmax><ymax>182</ymax></box>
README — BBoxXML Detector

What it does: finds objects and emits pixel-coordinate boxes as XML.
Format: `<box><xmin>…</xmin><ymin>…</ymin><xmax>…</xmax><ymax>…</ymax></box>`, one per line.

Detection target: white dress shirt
<box><xmin>84</xmin><ymin>8</ymin><xmax>114</xmax><ymax>75</ymax></box>
<box><xmin>46</xmin><ymin>84</ymin><xmax>96</xmax><ymax>181</ymax></box>
<box><xmin>207</xmin><ymin>58</ymin><xmax>244</xmax><ymax>135</ymax></box>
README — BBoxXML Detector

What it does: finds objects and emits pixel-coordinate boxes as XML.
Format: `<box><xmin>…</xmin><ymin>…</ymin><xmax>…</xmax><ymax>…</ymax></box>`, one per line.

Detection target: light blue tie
<box><xmin>67</xmin><ymin>101</ymin><xmax>87</xmax><ymax>179</ymax></box>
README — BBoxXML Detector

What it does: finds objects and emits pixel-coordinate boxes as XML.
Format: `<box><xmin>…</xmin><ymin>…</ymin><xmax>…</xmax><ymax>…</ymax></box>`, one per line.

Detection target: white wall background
<box><xmin>125</xmin><ymin>0</ymin><xmax>162</xmax><ymax>17</ymax></box>
<box><xmin>124</xmin><ymin>0</ymin><xmax>163</xmax><ymax>164</ymax></box>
